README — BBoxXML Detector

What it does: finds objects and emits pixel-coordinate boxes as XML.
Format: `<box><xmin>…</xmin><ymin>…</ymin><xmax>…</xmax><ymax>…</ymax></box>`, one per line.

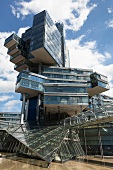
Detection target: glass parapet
<box><xmin>4</xmin><ymin>33</ymin><xmax>20</xmax><ymax>45</ymax></box>
<box><xmin>10</xmin><ymin>51</ymin><xmax>27</xmax><ymax>63</ymax></box>
<box><xmin>16</xmin><ymin>71</ymin><xmax>45</xmax><ymax>84</ymax></box>
<box><xmin>7</xmin><ymin>43</ymin><xmax>19</xmax><ymax>54</ymax></box>
<box><xmin>16</xmin><ymin>78</ymin><xmax>44</xmax><ymax>92</ymax></box>
<box><xmin>46</xmin><ymin>79</ymin><xmax>88</xmax><ymax>84</ymax></box>
<box><xmin>42</xmin><ymin>66</ymin><xmax>92</xmax><ymax>75</ymax></box>
<box><xmin>10</xmin><ymin>50</ymin><xmax>27</xmax><ymax>60</ymax></box>
<box><xmin>14</xmin><ymin>59</ymin><xmax>34</xmax><ymax>70</ymax></box>
<box><xmin>98</xmin><ymin>80</ymin><xmax>109</xmax><ymax>89</ymax></box>
<box><xmin>16</xmin><ymin>70</ymin><xmax>88</xmax><ymax>95</ymax></box>
<box><xmin>90</xmin><ymin>72</ymin><xmax>109</xmax><ymax>88</ymax></box>
<box><xmin>43</xmin><ymin>73</ymin><xmax>90</xmax><ymax>81</ymax></box>
<box><xmin>44</xmin><ymin>86</ymin><xmax>87</xmax><ymax>93</ymax></box>
<box><xmin>44</xmin><ymin>95</ymin><xmax>88</xmax><ymax>105</ymax></box>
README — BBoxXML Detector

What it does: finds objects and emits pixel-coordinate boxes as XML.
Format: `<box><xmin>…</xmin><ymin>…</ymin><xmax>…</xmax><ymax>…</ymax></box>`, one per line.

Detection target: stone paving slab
<box><xmin>0</xmin><ymin>157</ymin><xmax>112</xmax><ymax>170</ymax></box>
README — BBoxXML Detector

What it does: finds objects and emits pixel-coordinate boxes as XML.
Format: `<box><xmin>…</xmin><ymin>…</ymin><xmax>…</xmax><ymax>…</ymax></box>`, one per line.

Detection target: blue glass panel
<box><xmin>44</xmin><ymin>96</ymin><xmax>88</xmax><ymax>105</ymax></box>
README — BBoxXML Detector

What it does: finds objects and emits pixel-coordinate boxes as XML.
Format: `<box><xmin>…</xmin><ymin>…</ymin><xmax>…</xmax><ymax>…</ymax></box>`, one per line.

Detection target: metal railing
<box><xmin>62</xmin><ymin>103</ymin><xmax>113</xmax><ymax>127</ymax></box>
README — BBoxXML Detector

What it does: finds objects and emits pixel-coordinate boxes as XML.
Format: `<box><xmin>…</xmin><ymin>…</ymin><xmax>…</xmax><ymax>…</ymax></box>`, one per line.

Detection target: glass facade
<box><xmin>28</xmin><ymin>10</ymin><xmax>63</xmax><ymax>66</ymax></box>
<box><xmin>7</xmin><ymin>43</ymin><xmax>19</xmax><ymax>55</ymax></box>
<box><xmin>43</xmin><ymin>73</ymin><xmax>90</xmax><ymax>81</ymax></box>
<box><xmin>3</xmin><ymin>10</ymin><xmax>112</xmax><ymax>163</ymax></box>
<box><xmin>42</xmin><ymin>66</ymin><xmax>92</xmax><ymax>74</ymax></box>
<box><xmin>16</xmin><ymin>78</ymin><xmax>44</xmax><ymax>92</ymax></box>
<box><xmin>87</xmin><ymin>94</ymin><xmax>113</xmax><ymax>110</ymax></box>
<box><xmin>44</xmin><ymin>86</ymin><xmax>87</xmax><ymax>93</ymax></box>
<box><xmin>90</xmin><ymin>72</ymin><xmax>109</xmax><ymax>89</ymax></box>
<box><xmin>4</xmin><ymin>33</ymin><xmax>20</xmax><ymax>46</ymax></box>
<box><xmin>14</xmin><ymin>59</ymin><xmax>33</xmax><ymax>71</ymax></box>
<box><xmin>44</xmin><ymin>96</ymin><xmax>88</xmax><ymax>105</ymax></box>
<box><xmin>79</xmin><ymin>125</ymin><xmax>113</xmax><ymax>156</ymax></box>
<box><xmin>0</xmin><ymin>112</ymin><xmax>21</xmax><ymax>122</ymax></box>
<box><xmin>10</xmin><ymin>50</ymin><xmax>27</xmax><ymax>60</ymax></box>
<box><xmin>44</xmin><ymin>12</ymin><xmax>62</xmax><ymax>66</ymax></box>
<box><xmin>16</xmin><ymin>71</ymin><xmax>45</xmax><ymax>84</ymax></box>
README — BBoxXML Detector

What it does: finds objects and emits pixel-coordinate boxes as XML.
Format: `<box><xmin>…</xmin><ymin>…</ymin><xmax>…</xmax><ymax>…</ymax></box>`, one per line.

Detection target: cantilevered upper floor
<box><xmin>88</xmin><ymin>72</ymin><xmax>109</xmax><ymax>96</ymax></box>
<box><xmin>3</xmin><ymin>10</ymin><xmax>110</xmax><ymax>116</ymax></box>
<box><xmin>26</xmin><ymin>10</ymin><xmax>63</xmax><ymax>66</ymax></box>
<box><xmin>15</xmin><ymin>66</ymin><xmax>109</xmax><ymax>116</ymax></box>
<box><xmin>4</xmin><ymin>10</ymin><xmax>70</xmax><ymax>68</ymax></box>
<box><xmin>4</xmin><ymin>33</ymin><xmax>20</xmax><ymax>48</ymax></box>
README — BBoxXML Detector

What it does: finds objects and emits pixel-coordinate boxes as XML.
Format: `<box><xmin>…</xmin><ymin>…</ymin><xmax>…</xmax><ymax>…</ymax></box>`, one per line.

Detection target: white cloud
<box><xmin>107</xmin><ymin>7</ymin><xmax>113</xmax><ymax>14</ymax></box>
<box><xmin>11</xmin><ymin>0</ymin><xmax>97</xmax><ymax>31</ymax></box>
<box><xmin>106</xmin><ymin>19</ymin><xmax>113</xmax><ymax>28</ymax></box>
<box><xmin>0</xmin><ymin>28</ymin><xmax>29</xmax><ymax>111</ymax></box>
<box><xmin>66</xmin><ymin>37</ymin><xmax>110</xmax><ymax>69</ymax></box>
<box><xmin>4</xmin><ymin>100</ymin><xmax>21</xmax><ymax>111</ymax></box>
<box><xmin>10</xmin><ymin>5</ymin><xmax>16</xmax><ymax>16</ymax></box>
<box><xmin>0</xmin><ymin>27</ymin><xmax>29</xmax><ymax>93</ymax></box>
<box><xmin>0</xmin><ymin>31</ymin><xmax>17</xmax><ymax>93</ymax></box>
<box><xmin>66</xmin><ymin>35</ymin><xmax>113</xmax><ymax>96</ymax></box>
<box><xmin>17</xmin><ymin>27</ymin><xmax>30</xmax><ymax>37</ymax></box>
<box><xmin>0</xmin><ymin>95</ymin><xmax>14</xmax><ymax>102</ymax></box>
<box><xmin>1</xmin><ymin>1</ymin><xmax>113</xmax><ymax>108</ymax></box>
<box><xmin>10</xmin><ymin>5</ymin><xmax>20</xmax><ymax>18</ymax></box>
<box><xmin>92</xmin><ymin>64</ymin><xmax>113</xmax><ymax>96</ymax></box>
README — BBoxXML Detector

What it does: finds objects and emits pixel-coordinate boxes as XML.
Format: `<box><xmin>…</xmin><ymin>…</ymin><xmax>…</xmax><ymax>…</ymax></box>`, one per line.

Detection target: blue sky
<box><xmin>0</xmin><ymin>0</ymin><xmax>113</xmax><ymax>112</ymax></box>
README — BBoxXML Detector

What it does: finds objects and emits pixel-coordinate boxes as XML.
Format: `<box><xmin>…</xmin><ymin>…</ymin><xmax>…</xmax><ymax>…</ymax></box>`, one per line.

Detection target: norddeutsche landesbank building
<box><xmin>1</xmin><ymin>10</ymin><xmax>113</xmax><ymax>164</ymax></box>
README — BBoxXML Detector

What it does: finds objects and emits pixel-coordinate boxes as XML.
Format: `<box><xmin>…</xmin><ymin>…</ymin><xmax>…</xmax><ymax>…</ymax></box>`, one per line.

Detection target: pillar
<box><xmin>25</xmin><ymin>99</ymin><xmax>29</xmax><ymax>121</ymax></box>
<box><xmin>20</xmin><ymin>94</ymin><xmax>26</xmax><ymax>124</ymax></box>
<box><xmin>36</xmin><ymin>94</ymin><xmax>41</xmax><ymax>123</ymax></box>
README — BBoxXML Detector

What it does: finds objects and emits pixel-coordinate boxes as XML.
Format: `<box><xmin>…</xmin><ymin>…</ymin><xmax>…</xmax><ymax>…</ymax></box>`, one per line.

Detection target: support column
<box><xmin>25</xmin><ymin>99</ymin><xmax>29</xmax><ymax>121</ymax></box>
<box><xmin>84</xmin><ymin>128</ymin><xmax>87</xmax><ymax>156</ymax></box>
<box><xmin>58</xmin><ymin>106</ymin><xmax>60</xmax><ymax>124</ymax></box>
<box><xmin>38</xmin><ymin>63</ymin><xmax>42</xmax><ymax>74</ymax></box>
<box><xmin>20</xmin><ymin>94</ymin><xmax>26</xmax><ymax>124</ymax></box>
<box><xmin>36</xmin><ymin>94</ymin><xmax>41</xmax><ymax>123</ymax></box>
<box><xmin>44</xmin><ymin>107</ymin><xmax>47</xmax><ymax>125</ymax></box>
<box><xmin>98</xmin><ymin>125</ymin><xmax>104</xmax><ymax>159</ymax></box>
<box><xmin>80</xmin><ymin>105</ymin><xmax>82</xmax><ymax>113</ymax></box>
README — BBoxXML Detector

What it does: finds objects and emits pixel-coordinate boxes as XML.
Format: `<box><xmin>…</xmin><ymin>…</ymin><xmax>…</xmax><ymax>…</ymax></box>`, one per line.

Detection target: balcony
<box><xmin>88</xmin><ymin>73</ymin><xmax>109</xmax><ymax>96</ymax></box>
<box><xmin>10</xmin><ymin>50</ymin><xmax>27</xmax><ymax>64</ymax></box>
<box><xmin>15</xmin><ymin>78</ymin><xmax>44</xmax><ymax>98</ymax></box>
<box><xmin>4</xmin><ymin>33</ymin><xmax>20</xmax><ymax>48</ymax></box>
<box><xmin>14</xmin><ymin>59</ymin><xmax>33</xmax><ymax>72</ymax></box>
<box><xmin>16</xmin><ymin>71</ymin><xmax>45</xmax><ymax>84</ymax></box>
<box><xmin>7</xmin><ymin>43</ymin><xmax>20</xmax><ymax>56</ymax></box>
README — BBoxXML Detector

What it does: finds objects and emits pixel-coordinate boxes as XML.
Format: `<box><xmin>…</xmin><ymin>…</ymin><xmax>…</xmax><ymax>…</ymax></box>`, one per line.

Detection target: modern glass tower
<box><xmin>3</xmin><ymin>10</ymin><xmax>111</xmax><ymax>163</ymax></box>
<box><xmin>4</xmin><ymin>10</ymin><xmax>109</xmax><ymax>125</ymax></box>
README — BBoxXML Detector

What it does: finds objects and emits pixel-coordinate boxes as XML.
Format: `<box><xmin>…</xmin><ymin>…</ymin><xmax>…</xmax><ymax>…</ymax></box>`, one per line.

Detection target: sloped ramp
<box><xmin>56</xmin><ymin>128</ymin><xmax>84</xmax><ymax>162</ymax></box>
<box><xmin>23</xmin><ymin>125</ymin><xmax>69</xmax><ymax>162</ymax></box>
<box><xmin>0</xmin><ymin>123</ymin><xmax>84</xmax><ymax>163</ymax></box>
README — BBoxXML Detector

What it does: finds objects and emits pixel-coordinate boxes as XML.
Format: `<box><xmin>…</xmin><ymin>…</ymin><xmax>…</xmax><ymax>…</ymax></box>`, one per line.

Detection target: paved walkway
<box><xmin>0</xmin><ymin>157</ymin><xmax>112</xmax><ymax>170</ymax></box>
